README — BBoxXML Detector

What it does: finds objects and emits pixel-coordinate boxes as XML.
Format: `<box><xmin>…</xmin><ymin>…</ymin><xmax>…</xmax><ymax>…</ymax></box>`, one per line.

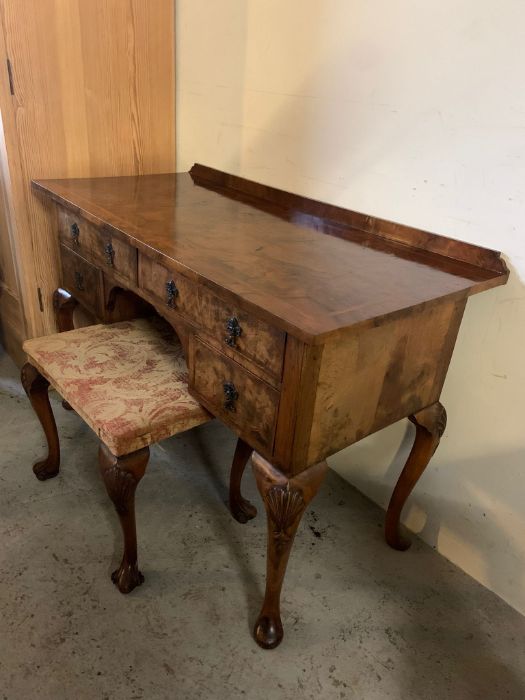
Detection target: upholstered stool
<box><xmin>21</xmin><ymin>317</ymin><xmax>217</xmax><ymax>593</ymax></box>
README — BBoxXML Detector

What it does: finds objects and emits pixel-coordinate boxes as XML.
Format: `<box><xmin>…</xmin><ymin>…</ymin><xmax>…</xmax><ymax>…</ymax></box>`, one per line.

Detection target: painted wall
<box><xmin>176</xmin><ymin>1</ymin><xmax>525</xmax><ymax>614</ymax></box>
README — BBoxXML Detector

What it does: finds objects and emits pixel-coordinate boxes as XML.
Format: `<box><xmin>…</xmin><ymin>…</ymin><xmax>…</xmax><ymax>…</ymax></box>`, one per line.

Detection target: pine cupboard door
<box><xmin>0</xmin><ymin>160</ymin><xmax>24</xmax><ymax>363</ymax></box>
<box><xmin>0</xmin><ymin>0</ymin><xmax>175</xmax><ymax>341</ymax></box>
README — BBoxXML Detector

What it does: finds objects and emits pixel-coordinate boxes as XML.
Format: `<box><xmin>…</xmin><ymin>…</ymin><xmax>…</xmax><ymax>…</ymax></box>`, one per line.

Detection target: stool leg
<box><xmin>98</xmin><ymin>443</ymin><xmax>149</xmax><ymax>594</ymax></box>
<box><xmin>21</xmin><ymin>363</ymin><xmax>60</xmax><ymax>481</ymax></box>
<box><xmin>229</xmin><ymin>437</ymin><xmax>256</xmax><ymax>523</ymax></box>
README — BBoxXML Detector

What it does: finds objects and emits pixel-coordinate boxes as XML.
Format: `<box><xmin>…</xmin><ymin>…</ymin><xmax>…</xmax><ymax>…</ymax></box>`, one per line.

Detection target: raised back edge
<box><xmin>189</xmin><ymin>163</ymin><xmax>509</xmax><ymax>279</ymax></box>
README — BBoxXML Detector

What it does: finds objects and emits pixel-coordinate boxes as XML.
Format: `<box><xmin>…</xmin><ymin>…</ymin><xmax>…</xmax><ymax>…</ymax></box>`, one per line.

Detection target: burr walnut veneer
<box><xmin>32</xmin><ymin>165</ymin><xmax>508</xmax><ymax>649</ymax></box>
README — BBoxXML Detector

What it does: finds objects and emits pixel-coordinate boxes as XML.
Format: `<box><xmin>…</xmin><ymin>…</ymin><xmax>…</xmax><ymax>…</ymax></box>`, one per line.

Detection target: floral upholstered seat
<box><xmin>23</xmin><ymin>317</ymin><xmax>211</xmax><ymax>456</ymax></box>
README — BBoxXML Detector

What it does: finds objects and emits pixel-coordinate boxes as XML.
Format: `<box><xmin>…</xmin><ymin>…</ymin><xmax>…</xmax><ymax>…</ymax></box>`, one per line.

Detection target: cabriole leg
<box><xmin>229</xmin><ymin>437</ymin><xmax>256</xmax><ymax>523</ymax></box>
<box><xmin>385</xmin><ymin>401</ymin><xmax>447</xmax><ymax>551</ymax></box>
<box><xmin>98</xmin><ymin>443</ymin><xmax>150</xmax><ymax>594</ymax></box>
<box><xmin>21</xmin><ymin>362</ymin><xmax>60</xmax><ymax>481</ymax></box>
<box><xmin>252</xmin><ymin>453</ymin><xmax>328</xmax><ymax>649</ymax></box>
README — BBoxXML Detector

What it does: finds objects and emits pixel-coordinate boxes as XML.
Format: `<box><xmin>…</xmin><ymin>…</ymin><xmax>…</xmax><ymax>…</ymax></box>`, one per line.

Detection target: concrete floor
<box><xmin>1</xmin><ymin>347</ymin><xmax>525</xmax><ymax>700</ymax></box>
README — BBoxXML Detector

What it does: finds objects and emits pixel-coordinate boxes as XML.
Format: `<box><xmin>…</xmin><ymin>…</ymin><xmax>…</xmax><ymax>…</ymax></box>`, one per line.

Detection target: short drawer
<box><xmin>60</xmin><ymin>245</ymin><xmax>103</xmax><ymax>316</ymax></box>
<box><xmin>191</xmin><ymin>337</ymin><xmax>279</xmax><ymax>454</ymax></box>
<box><xmin>138</xmin><ymin>253</ymin><xmax>199</xmax><ymax>320</ymax></box>
<box><xmin>198</xmin><ymin>288</ymin><xmax>285</xmax><ymax>382</ymax></box>
<box><xmin>58</xmin><ymin>207</ymin><xmax>137</xmax><ymax>285</ymax></box>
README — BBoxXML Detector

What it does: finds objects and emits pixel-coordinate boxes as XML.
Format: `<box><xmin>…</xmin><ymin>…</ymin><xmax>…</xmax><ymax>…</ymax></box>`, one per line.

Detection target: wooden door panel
<box><xmin>0</xmin><ymin>0</ymin><xmax>175</xmax><ymax>338</ymax></box>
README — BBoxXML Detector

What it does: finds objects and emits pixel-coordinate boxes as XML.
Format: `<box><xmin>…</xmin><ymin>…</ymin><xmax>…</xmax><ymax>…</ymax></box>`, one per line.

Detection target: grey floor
<box><xmin>1</xmin><ymin>347</ymin><xmax>525</xmax><ymax>700</ymax></box>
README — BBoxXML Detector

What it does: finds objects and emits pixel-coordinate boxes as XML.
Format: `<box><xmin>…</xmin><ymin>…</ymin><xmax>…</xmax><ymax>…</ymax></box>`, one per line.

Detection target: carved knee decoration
<box><xmin>252</xmin><ymin>453</ymin><xmax>327</xmax><ymax>649</ymax></box>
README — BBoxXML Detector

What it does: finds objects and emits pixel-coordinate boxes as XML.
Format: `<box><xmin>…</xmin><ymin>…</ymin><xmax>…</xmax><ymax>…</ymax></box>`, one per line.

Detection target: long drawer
<box><xmin>138</xmin><ymin>251</ymin><xmax>285</xmax><ymax>385</ymax></box>
<box><xmin>191</xmin><ymin>337</ymin><xmax>280</xmax><ymax>454</ymax></box>
<box><xmin>58</xmin><ymin>207</ymin><xmax>137</xmax><ymax>286</ymax></box>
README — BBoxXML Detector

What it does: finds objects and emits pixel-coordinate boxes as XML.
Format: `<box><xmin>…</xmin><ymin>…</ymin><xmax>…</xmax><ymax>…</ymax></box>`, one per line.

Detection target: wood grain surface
<box><xmin>33</xmin><ymin>168</ymin><xmax>508</xmax><ymax>344</ymax></box>
<box><xmin>191</xmin><ymin>337</ymin><xmax>279</xmax><ymax>455</ymax></box>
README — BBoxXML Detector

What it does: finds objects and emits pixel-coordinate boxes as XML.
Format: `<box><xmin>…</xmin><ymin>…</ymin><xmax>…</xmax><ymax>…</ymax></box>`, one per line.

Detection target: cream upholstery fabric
<box><xmin>23</xmin><ymin>318</ymin><xmax>211</xmax><ymax>456</ymax></box>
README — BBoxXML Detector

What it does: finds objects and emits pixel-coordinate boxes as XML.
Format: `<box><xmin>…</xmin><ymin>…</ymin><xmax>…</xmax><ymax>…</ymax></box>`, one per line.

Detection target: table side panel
<box><xmin>304</xmin><ymin>296</ymin><xmax>468</xmax><ymax>467</ymax></box>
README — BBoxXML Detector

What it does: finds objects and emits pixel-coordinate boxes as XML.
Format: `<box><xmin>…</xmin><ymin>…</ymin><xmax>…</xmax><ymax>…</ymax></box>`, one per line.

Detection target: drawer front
<box><xmin>138</xmin><ymin>253</ymin><xmax>199</xmax><ymax>320</ymax></box>
<box><xmin>60</xmin><ymin>245</ymin><xmax>103</xmax><ymax>316</ymax></box>
<box><xmin>199</xmin><ymin>288</ymin><xmax>285</xmax><ymax>381</ymax></box>
<box><xmin>58</xmin><ymin>207</ymin><xmax>137</xmax><ymax>285</ymax></box>
<box><xmin>192</xmin><ymin>338</ymin><xmax>279</xmax><ymax>454</ymax></box>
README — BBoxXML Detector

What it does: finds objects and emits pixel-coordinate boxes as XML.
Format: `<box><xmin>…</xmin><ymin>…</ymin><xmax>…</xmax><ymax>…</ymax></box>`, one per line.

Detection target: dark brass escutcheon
<box><xmin>104</xmin><ymin>242</ymin><xmax>115</xmax><ymax>267</ymax></box>
<box><xmin>74</xmin><ymin>271</ymin><xmax>84</xmax><ymax>291</ymax></box>
<box><xmin>225</xmin><ymin>316</ymin><xmax>242</xmax><ymax>348</ymax></box>
<box><xmin>70</xmin><ymin>222</ymin><xmax>80</xmax><ymax>246</ymax></box>
<box><xmin>166</xmin><ymin>279</ymin><xmax>179</xmax><ymax>308</ymax></box>
<box><xmin>223</xmin><ymin>381</ymin><xmax>239</xmax><ymax>411</ymax></box>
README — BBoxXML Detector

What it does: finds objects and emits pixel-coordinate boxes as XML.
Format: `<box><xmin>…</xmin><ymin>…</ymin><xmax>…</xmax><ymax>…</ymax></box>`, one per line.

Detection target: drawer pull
<box><xmin>74</xmin><ymin>271</ymin><xmax>85</xmax><ymax>291</ymax></box>
<box><xmin>70</xmin><ymin>223</ymin><xmax>80</xmax><ymax>246</ymax></box>
<box><xmin>165</xmin><ymin>279</ymin><xmax>179</xmax><ymax>308</ymax></box>
<box><xmin>223</xmin><ymin>381</ymin><xmax>239</xmax><ymax>411</ymax></box>
<box><xmin>104</xmin><ymin>242</ymin><xmax>115</xmax><ymax>267</ymax></box>
<box><xmin>225</xmin><ymin>316</ymin><xmax>242</xmax><ymax>348</ymax></box>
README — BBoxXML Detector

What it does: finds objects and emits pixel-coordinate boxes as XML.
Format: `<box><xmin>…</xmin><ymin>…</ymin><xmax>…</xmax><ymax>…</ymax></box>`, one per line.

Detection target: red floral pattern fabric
<box><xmin>23</xmin><ymin>318</ymin><xmax>211</xmax><ymax>456</ymax></box>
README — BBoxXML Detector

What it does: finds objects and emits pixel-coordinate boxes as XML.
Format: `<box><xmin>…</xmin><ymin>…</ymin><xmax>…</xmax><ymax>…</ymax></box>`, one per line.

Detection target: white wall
<box><xmin>176</xmin><ymin>1</ymin><xmax>525</xmax><ymax>614</ymax></box>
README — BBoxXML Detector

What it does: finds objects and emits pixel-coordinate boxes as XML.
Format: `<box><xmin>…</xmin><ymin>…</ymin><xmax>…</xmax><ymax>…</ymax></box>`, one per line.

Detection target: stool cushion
<box><xmin>23</xmin><ymin>318</ymin><xmax>211</xmax><ymax>456</ymax></box>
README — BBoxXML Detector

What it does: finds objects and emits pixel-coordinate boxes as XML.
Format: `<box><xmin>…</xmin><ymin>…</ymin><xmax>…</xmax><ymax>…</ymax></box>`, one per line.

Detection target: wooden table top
<box><xmin>33</xmin><ymin>165</ymin><xmax>508</xmax><ymax>342</ymax></box>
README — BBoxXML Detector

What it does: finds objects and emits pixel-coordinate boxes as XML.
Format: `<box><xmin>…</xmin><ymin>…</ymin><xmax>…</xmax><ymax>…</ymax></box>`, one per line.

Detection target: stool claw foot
<box><xmin>99</xmin><ymin>444</ymin><xmax>149</xmax><ymax>593</ymax></box>
<box><xmin>111</xmin><ymin>562</ymin><xmax>145</xmax><ymax>594</ymax></box>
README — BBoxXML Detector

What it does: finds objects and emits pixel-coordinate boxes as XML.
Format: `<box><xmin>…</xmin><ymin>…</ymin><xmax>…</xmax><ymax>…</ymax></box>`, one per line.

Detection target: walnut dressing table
<box><xmin>32</xmin><ymin>165</ymin><xmax>508</xmax><ymax>649</ymax></box>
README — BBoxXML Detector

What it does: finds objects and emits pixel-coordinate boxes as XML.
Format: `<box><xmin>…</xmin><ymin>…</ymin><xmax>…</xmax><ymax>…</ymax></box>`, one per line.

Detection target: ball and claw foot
<box><xmin>230</xmin><ymin>496</ymin><xmax>257</xmax><ymax>524</ymax></box>
<box><xmin>254</xmin><ymin>614</ymin><xmax>283</xmax><ymax>650</ymax></box>
<box><xmin>33</xmin><ymin>459</ymin><xmax>60</xmax><ymax>481</ymax></box>
<box><xmin>111</xmin><ymin>562</ymin><xmax>145</xmax><ymax>594</ymax></box>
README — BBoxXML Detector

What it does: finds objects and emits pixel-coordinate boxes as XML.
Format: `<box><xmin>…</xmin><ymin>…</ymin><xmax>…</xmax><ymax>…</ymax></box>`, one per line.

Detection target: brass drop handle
<box><xmin>166</xmin><ymin>279</ymin><xmax>179</xmax><ymax>308</ymax></box>
<box><xmin>70</xmin><ymin>222</ymin><xmax>80</xmax><ymax>246</ymax></box>
<box><xmin>74</xmin><ymin>271</ymin><xmax>84</xmax><ymax>291</ymax></box>
<box><xmin>223</xmin><ymin>381</ymin><xmax>239</xmax><ymax>411</ymax></box>
<box><xmin>225</xmin><ymin>316</ymin><xmax>242</xmax><ymax>347</ymax></box>
<box><xmin>104</xmin><ymin>242</ymin><xmax>115</xmax><ymax>267</ymax></box>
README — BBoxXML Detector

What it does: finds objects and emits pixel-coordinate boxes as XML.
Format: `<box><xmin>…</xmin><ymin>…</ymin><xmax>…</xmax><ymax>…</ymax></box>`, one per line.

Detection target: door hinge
<box><xmin>37</xmin><ymin>287</ymin><xmax>44</xmax><ymax>313</ymax></box>
<box><xmin>6</xmin><ymin>58</ymin><xmax>14</xmax><ymax>95</ymax></box>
